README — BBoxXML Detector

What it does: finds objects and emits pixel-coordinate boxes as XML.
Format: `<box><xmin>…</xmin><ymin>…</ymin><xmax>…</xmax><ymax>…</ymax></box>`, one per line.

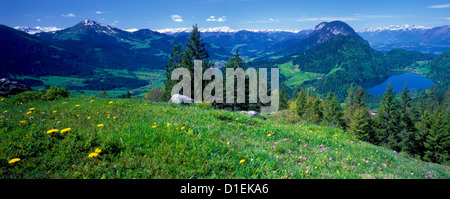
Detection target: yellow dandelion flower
<box><xmin>94</xmin><ymin>148</ymin><xmax>101</xmax><ymax>153</ymax></box>
<box><xmin>29</xmin><ymin>108</ymin><xmax>35</xmax><ymax>111</ymax></box>
<box><xmin>8</xmin><ymin>158</ymin><xmax>20</xmax><ymax>164</ymax></box>
<box><xmin>108</xmin><ymin>101</ymin><xmax>113</xmax><ymax>104</ymax></box>
<box><xmin>75</xmin><ymin>105</ymin><xmax>80</xmax><ymax>107</ymax></box>
<box><xmin>240</xmin><ymin>159</ymin><xmax>245</xmax><ymax>164</ymax></box>
<box><xmin>63</xmin><ymin>102</ymin><xmax>67</xmax><ymax>104</ymax></box>
<box><xmin>88</xmin><ymin>153</ymin><xmax>99</xmax><ymax>158</ymax></box>
<box><xmin>26</xmin><ymin>111</ymin><xmax>32</xmax><ymax>114</ymax></box>
<box><xmin>90</xmin><ymin>100</ymin><xmax>94</xmax><ymax>103</ymax></box>
<box><xmin>181</xmin><ymin>126</ymin><xmax>185</xmax><ymax>130</ymax></box>
<box><xmin>97</xmin><ymin>124</ymin><xmax>104</xmax><ymax>127</ymax></box>
<box><xmin>167</xmin><ymin>123</ymin><xmax>171</xmax><ymax>127</ymax></box>
<box><xmin>20</xmin><ymin>120</ymin><xmax>27</xmax><ymax>124</ymax></box>
<box><xmin>227</xmin><ymin>142</ymin><xmax>230</xmax><ymax>145</ymax></box>
<box><xmin>267</xmin><ymin>133</ymin><xmax>272</xmax><ymax>137</ymax></box>
<box><xmin>152</xmin><ymin>125</ymin><xmax>157</xmax><ymax>128</ymax></box>
<box><xmin>46</xmin><ymin>129</ymin><xmax>59</xmax><ymax>134</ymax></box>
<box><xmin>53</xmin><ymin>110</ymin><xmax>57</xmax><ymax>113</ymax></box>
<box><xmin>60</xmin><ymin>128</ymin><xmax>71</xmax><ymax>133</ymax></box>
<box><xmin>57</xmin><ymin>121</ymin><xmax>61</xmax><ymax>124</ymax></box>
<box><xmin>113</xmin><ymin>116</ymin><xmax>116</xmax><ymax>119</ymax></box>
<box><xmin>3</xmin><ymin>110</ymin><xmax>8</xmax><ymax>113</ymax></box>
<box><xmin>1</xmin><ymin>98</ymin><xmax>4</xmax><ymax>101</ymax></box>
<box><xmin>87</xmin><ymin>117</ymin><xmax>91</xmax><ymax>119</ymax></box>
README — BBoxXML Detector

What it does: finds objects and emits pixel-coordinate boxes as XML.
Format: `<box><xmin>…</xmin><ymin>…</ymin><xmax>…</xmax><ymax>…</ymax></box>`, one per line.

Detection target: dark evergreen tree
<box><xmin>376</xmin><ymin>82</ymin><xmax>404</xmax><ymax>150</ymax></box>
<box><xmin>343</xmin><ymin>84</ymin><xmax>355</xmax><ymax>127</ymax></box>
<box><xmin>161</xmin><ymin>44</ymin><xmax>182</xmax><ymax>101</ymax></box>
<box><xmin>180</xmin><ymin>24</ymin><xmax>214</xmax><ymax>99</ymax></box>
<box><xmin>322</xmin><ymin>90</ymin><xmax>344</xmax><ymax>127</ymax></box>
<box><xmin>303</xmin><ymin>96</ymin><xmax>322</xmax><ymax>124</ymax></box>
<box><xmin>346</xmin><ymin>86</ymin><xmax>374</xmax><ymax>141</ymax></box>
<box><xmin>279</xmin><ymin>81</ymin><xmax>288</xmax><ymax>110</ymax></box>
<box><xmin>348</xmin><ymin>108</ymin><xmax>372</xmax><ymax>141</ymax></box>
<box><xmin>292</xmin><ymin>86</ymin><xmax>299</xmax><ymax>99</ymax></box>
<box><xmin>423</xmin><ymin>108</ymin><xmax>450</xmax><ymax>164</ymax></box>
<box><xmin>222</xmin><ymin>48</ymin><xmax>253</xmax><ymax>111</ymax></box>
<box><xmin>414</xmin><ymin>110</ymin><xmax>433</xmax><ymax>159</ymax></box>
<box><xmin>294</xmin><ymin>87</ymin><xmax>307</xmax><ymax>117</ymax></box>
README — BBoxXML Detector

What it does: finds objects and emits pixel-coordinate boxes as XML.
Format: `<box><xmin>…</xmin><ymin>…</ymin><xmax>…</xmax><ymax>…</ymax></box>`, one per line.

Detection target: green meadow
<box><xmin>1</xmin><ymin>92</ymin><xmax>448</xmax><ymax>179</ymax></box>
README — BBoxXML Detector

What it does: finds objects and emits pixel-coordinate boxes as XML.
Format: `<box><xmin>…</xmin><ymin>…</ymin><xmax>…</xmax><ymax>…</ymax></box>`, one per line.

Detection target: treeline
<box><xmin>290</xmin><ymin>83</ymin><xmax>450</xmax><ymax>165</ymax></box>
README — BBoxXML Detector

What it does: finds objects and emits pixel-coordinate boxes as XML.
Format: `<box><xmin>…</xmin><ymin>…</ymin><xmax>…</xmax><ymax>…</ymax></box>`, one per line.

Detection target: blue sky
<box><xmin>1</xmin><ymin>0</ymin><xmax>450</xmax><ymax>30</ymax></box>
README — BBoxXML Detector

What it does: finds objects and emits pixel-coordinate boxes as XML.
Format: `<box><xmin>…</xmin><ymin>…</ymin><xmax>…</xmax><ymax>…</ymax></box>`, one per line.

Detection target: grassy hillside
<box><xmin>1</xmin><ymin>95</ymin><xmax>448</xmax><ymax>179</ymax></box>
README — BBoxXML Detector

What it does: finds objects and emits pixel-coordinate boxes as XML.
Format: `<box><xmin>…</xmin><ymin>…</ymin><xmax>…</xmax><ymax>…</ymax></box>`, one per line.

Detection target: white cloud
<box><xmin>269</xmin><ymin>18</ymin><xmax>280</xmax><ymax>22</ymax></box>
<box><xmin>96</xmin><ymin>11</ymin><xmax>103</xmax><ymax>14</ymax></box>
<box><xmin>37</xmin><ymin>19</ymin><xmax>41</xmax><ymax>22</ymax></box>
<box><xmin>61</xmin><ymin>13</ymin><xmax>76</xmax><ymax>18</ymax></box>
<box><xmin>427</xmin><ymin>4</ymin><xmax>450</xmax><ymax>8</ymax></box>
<box><xmin>171</xmin><ymin>14</ymin><xmax>183</xmax><ymax>22</ymax></box>
<box><xmin>206</xmin><ymin>16</ymin><xmax>227</xmax><ymax>22</ymax></box>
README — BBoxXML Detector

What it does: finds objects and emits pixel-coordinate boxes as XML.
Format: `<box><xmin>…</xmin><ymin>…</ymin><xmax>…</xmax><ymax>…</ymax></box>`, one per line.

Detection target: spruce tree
<box><xmin>347</xmin><ymin>86</ymin><xmax>374</xmax><ymax>142</ymax></box>
<box><xmin>279</xmin><ymin>81</ymin><xmax>288</xmax><ymax>110</ymax></box>
<box><xmin>343</xmin><ymin>84</ymin><xmax>355</xmax><ymax>127</ymax></box>
<box><xmin>161</xmin><ymin>44</ymin><xmax>182</xmax><ymax>101</ymax></box>
<box><xmin>348</xmin><ymin>108</ymin><xmax>372</xmax><ymax>141</ymax></box>
<box><xmin>322</xmin><ymin>90</ymin><xmax>344</xmax><ymax>127</ymax></box>
<box><xmin>414</xmin><ymin>110</ymin><xmax>433</xmax><ymax>158</ymax></box>
<box><xmin>376</xmin><ymin>82</ymin><xmax>404</xmax><ymax>150</ymax></box>
<box><xmin>294</xmin><ymin>87</ymin><xmax>307</xmax><ymax>117</ymax></box>
<box><xmin>223</xmin><ymin>49</ymin><xmax>249</xmax><ymax>110</ymax></box>
<box><xmin>423</xmin><ymin>109</ymin><xmax>450</xmax><ymax>164</ymax></box>
<box><xmin>180</xmin><ymin>24</ymin><xmax>214</xmax><ymax>99</ymax></box>
<box><xmin>292</xmin><ymin>86</ymin><xmax>299</xmax><ymax>99</ymax></box>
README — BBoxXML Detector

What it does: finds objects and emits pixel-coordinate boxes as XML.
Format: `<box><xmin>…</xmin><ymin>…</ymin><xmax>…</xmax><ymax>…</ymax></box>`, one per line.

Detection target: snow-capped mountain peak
<box><xmin>155</xmin><ymin>26</ymin><xmax>305</xmax><ymax>34</ymax></box>
<box><xmin>75</xmin><ymin>19</ymin><xmax>118</xmax><ymax>34</ymax></box>
<box><xmin>357</xmin><ymin>24</ymin><xmax>431</xmax><ymax>32</ymax></box>
<box><xmin>14</xmin><ymin>26</ymin><xmax>62</xmax><ymax>35</ymax></box>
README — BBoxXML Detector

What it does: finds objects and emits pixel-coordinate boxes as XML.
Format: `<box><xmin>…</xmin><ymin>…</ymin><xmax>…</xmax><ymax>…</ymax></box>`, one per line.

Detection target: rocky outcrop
<box><xmin>0</xmin><ymin>78</ymin><xmax>32</xmax><ymax>97</ymax></box>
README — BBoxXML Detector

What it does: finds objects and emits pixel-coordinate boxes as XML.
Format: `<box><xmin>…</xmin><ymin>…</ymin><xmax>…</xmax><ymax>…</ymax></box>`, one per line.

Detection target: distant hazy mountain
<box><xmin>358</xmin><ymin>25</ymin><xmax>450</xmax><ymax>54</ymax></box>
<box><xmin>156</xmin><ymin>26</ymin><xmax>311</xmax><ymax>58</ymax></box>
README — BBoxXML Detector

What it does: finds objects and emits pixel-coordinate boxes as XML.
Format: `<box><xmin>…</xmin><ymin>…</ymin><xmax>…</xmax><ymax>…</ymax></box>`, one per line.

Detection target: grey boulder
<box><xmin>168</xmin><ymin>94</ymin><xmax>194</xmax><ymax>104</ymax></box>
<box><xmin>240</xmin><ymin>111</ymin><xmax>258</xmax><ymax>117</ymax></box>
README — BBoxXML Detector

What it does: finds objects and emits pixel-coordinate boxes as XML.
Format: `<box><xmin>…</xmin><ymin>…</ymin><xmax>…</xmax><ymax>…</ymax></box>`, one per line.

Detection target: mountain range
<box><xmin>16</xmin><ymin>21</ymin><xmax>450</xmax><ymax>56</ymax></box>
<box><xmin>1</xmin><ymin>19</ymin><xmax>449</xmax><ymax>99</ymax></box>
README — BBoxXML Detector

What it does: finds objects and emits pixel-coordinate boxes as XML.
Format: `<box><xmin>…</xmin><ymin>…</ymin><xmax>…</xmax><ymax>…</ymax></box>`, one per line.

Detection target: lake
<box><xmin>367</xmin><ymin>72</ymin><xmax>435</xmax><ymax>95</ymax></box>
